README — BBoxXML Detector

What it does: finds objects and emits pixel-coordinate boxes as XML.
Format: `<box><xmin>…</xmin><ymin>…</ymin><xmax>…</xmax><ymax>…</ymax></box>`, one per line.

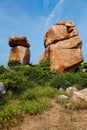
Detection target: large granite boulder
<box><xmin>40</xmin><ymin>20</ymin><xmax>83</xmax><ymax>72</ymax></box>
<box><xmin>9</xmin><ymin>36</ymin><xmax>30</xmax><ymax>65</ymax></box>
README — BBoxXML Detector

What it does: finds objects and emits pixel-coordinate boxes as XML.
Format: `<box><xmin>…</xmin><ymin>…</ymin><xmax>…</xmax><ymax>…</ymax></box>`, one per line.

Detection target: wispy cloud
<box><xmin>45</xmin><ymin>0</ymin><xmax>64</xmax><ymax>27</ymax></box>
<box><xmin>43</xmin><ymin>0</ymin><xmax>51</xmax><ymax>9</ymax></box>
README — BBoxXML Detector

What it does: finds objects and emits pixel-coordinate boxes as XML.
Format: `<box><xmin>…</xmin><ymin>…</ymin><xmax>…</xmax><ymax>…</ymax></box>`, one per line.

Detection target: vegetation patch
<box><xmin>0</xmin><ymin>62</ymin><xmax>87</xmax><ymax>129</ymax></box>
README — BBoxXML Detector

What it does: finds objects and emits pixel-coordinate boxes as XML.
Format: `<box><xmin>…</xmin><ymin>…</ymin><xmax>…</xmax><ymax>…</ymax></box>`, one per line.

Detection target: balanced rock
<box><xmin>9</xmin><ymin>36</ymin><xmax>30</xmax><ymax>48</ymax></box>
<box><xmin>40</xmin><ymin>20</ymin><xmax>83</xmax><ymax>72</ymax></box>
<box><xmin>9</xmin><ymin>36</ymin><xmax>30</xmax><ymax>65</ymax></box>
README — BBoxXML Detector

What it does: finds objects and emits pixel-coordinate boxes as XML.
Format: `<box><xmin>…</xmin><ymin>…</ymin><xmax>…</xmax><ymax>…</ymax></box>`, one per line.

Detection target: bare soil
<box><xmin>12</xmin><ymin>100</ymin><xmax>87</xmax><ymax>130</ymax></box>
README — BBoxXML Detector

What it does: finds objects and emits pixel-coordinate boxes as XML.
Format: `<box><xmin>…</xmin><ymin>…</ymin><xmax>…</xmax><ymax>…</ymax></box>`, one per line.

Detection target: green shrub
<box><xmin>0</xmin><ymin>65</ymin><xmax>6</xmax><ymax>74</ymax></box>
<box><xmin>0</xmin><ymin>70</ymin><xmax>28</xmax><ymax>93</ymax></box>
<box><xmin>8</xmin><ymin>60</ymin><xmax>21</xmax><ymax>67</ymax></box>
<box><xmin>50</xmin><ymin>72</ymin><xmax>78</xmax><ymax>89</ymax></box>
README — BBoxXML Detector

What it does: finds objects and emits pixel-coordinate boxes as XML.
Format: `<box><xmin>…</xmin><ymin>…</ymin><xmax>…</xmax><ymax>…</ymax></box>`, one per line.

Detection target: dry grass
<box><xmin>10</xmin><ymin>100</ymin><xmax>87</xmax><ymax>130</ymax></box>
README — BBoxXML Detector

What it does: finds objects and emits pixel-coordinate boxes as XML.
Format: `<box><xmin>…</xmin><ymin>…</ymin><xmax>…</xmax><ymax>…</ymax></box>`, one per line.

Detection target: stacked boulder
<box><xmin>40</xmin><ymin>20</ymin><xmax>83</xmax><ymax>72</ymax></box>
<box><xmin>9</xmin><ymin>36</ymin><xmax>30</xmax><ymax>65</ymax></box>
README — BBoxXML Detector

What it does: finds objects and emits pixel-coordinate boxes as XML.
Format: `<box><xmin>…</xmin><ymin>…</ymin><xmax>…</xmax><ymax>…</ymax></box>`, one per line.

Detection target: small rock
<box><xmin>66</xmin><ymin>103</ymin><xmax>75</xmax><ymax>110</ymax></box>
<box><xmin>66</xmin><ymin>87</ymin><xmax>78</xmax><ymax>97</ymax></box>
<box><xmin>0</xmin><ymin>82</ymin><xmax>6</xmax><ymax>95</ymax></box>
<box><xmin>59</xmin><ymin>87</ymin><xmax>64</xmax><ymax>91</ymax></box>
<box><xmin>58</xmin><ymin>95</ymin><xmax>69</xmax><ymax>100</ymax></box>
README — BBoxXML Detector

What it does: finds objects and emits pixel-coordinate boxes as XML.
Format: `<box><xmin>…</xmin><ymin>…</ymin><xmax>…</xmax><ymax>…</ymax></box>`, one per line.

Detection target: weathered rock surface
<box><xmin>80</xmin><ymin>88</ymin><xmax>87</xmax><ymax>95</ymax></box>
<box><xmin>9</xmin><ymin>46</ymin><xmax>30</xmax><ymax>65</ymax></box>
<box><xmin>72</xmin><ymin>91</ymin><xmax>87</xmax><ymax>102</ymax></box>
<box><xmin>39</xmin><ymin>46</ymin><xmax>50</xmax><ymax>62</ymax></box>
<box><xmin>50</xmin><ymin>47</ymin><xmax>83</xmax><ymax>72</ymax></box>
<box><xmin>40</xmin><ymin>20</ymin><xmax>83</xmax><ymax>72</ymax></box>
<box><xmin>9</xmin><ymin>36</ymin><xmax>30</xmax><ymax>48</ymax></box>
<box><xmin>44</xmin><ymin>24</ymin><xmax>68</xmax><ymax>48</ymax></box>
<box><xmin>65</xmin><ymin>20</ymin><xmax>75</xmax><ymax>27</ymax></box>
<box><xmin>52</xmin><ymin>36</ymin><xmax>82</xmax><ymax>49</ymax></box>
<box><xmin>66</xmin><ymin>87</ymin><xmax>78</xmax><ymax>97</ymax></box>
<box><xmin>72</xmin><ymin>88</ymin><xmax>87</xmax><ymax>102</ymax></box>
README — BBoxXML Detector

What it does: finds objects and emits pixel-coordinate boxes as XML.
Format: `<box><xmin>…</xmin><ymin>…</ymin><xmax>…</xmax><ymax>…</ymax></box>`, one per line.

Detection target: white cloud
<box><xmin>45</xmin><ymin>0</ymin><xmax>64</xmax><ymax>27</ymax></box>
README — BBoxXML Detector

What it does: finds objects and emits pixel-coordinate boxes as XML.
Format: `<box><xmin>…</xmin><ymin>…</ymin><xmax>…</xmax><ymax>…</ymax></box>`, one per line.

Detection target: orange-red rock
<box><xmin>40</xmin><ymin>20</ymin><xmax>84</xmax><ymax>72</ymax></box>
<box><xmin>44</xmin><ymin>22</ymin><xmax>78</xmax><ymax>48</ymax></box>
<box><xmin>9</xmin><ymin>46</ymin><xmax>30</xmax><ymax>65</ymax></box>
<box><xmin>44</xmin><ymin>24</ymin><xmax>68</xmax><ymax>48</ymax></box>
<box><xmin>9</xmin><ymin>36</ymin><xmax>30</xmax><ymax>48</ymax></box>
<box><xmin>50</xmin><ymin>46</ymin><xmax>83</xmax><ymax>72</ymax></box>
<box><xmin>39</xmin><ymin>46</ymin><xmax>50</xmax><ymax>62</ymax></box>
<box><xmin>55</xmin><ymin>21</ymin><xmax>65</xmax><ymax>25</ymax></box>
<box><xmin>52</xmin><ymin>36</ymin><xmax>82</xmax><ymax>49</ymax></box>
<box><xmin>65</xmin><ymin>20</ymin><xmax>75</xmax><ymax>27</ymax></box>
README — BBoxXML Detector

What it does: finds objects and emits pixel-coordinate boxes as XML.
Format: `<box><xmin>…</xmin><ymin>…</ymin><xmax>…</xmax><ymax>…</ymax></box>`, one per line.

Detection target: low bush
<box><xmin>37</xmin><ymin>86</ymin><xmax>57</xmax><ymax>98</ymax></box>
<box><xmin>50</xmin><ymin>72</ymin><xmax>78</xmax><ymax>89</ymax></box>
<box><xmin>0</xmin><ymin>70</ymin><xmax>28</xmax><ymax>93</ymax></box>
<box><xmin>0</xmin><ymin>65</ymin><xmax>6</xmax><ymax>74</ymax></box>
<box><xmin>0</xmin><ymin>103</ymin><xmax>24</xmax><ymax>129</ymax></box>
<box><xmin>8</xmin><ymin>60</ymin><xmax>21</xmax><ymax>67</ymax></box>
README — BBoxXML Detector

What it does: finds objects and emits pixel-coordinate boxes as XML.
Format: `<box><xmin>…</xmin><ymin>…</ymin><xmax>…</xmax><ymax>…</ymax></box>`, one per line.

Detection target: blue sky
<box><xmin>0</xmin><ymin>0</ymin><xmax>87</xmax><ymax>66</ymax></box>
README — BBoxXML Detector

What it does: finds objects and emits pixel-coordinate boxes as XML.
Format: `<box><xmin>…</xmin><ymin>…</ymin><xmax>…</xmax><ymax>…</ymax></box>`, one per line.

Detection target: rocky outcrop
<box><xmin>9</xmin><ymin>36</ymin><xmax>30</xmax><ymax>65</ymax></box>
<box><xmin>40</xmin><ymin>20</ymin><xmax>83</xmax><ymax>72</ymax></box>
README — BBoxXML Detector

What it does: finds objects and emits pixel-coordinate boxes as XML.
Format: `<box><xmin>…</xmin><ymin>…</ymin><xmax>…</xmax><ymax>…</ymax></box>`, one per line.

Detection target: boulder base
<box><xmin>9</xmin><ymin>46</ymin><xmax>30</xmax><ymax>65</ymax></box>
